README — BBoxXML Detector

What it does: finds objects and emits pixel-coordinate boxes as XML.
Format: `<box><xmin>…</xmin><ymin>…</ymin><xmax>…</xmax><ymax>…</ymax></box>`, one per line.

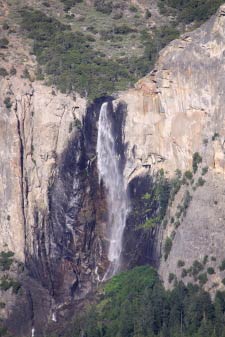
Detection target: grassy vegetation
<box><xmin>138</xmin><ymin>170</ymin><xmax>171</xmax><ymax>230</ymax></box>
<box><xmin>0</xmin><ymin>251</ymin><xmax>14</xmax><ymax>271</ymax></box>
<box><xmin>68</xmin><ymin>266</ymin><xmax>225</xmax><ymax>337</ymax></box>
<box><xmin>0</xmin><ymin>276</ymin><xmax>21</xmax><ymax>294</ymax></box>
<box><xmin>158</xmin><ymin>0</ymin><xmax>224</xmax><ymax>25</ymax></box>
<box><xmin>60</xmin><ymin>0</ymin><xmax>83</xmax><ymax>11</ymax></box>
<box><xmin>19</xmin><ymin>7</ymin><xmax>180</xmax><ymax>100</ymax></box>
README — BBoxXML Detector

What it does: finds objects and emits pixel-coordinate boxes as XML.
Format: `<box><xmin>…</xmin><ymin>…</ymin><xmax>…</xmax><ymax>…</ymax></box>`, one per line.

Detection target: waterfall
<box><xmin>97</xmin><ymin>102</ymin><xmax>129</xmax><ymax>278</ymax></box>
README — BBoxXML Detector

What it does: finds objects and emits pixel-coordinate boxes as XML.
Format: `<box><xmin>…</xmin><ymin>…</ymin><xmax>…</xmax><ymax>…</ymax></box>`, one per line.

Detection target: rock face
<box><xmin>0</xmin><ymin>73</ymin><xmax>128</xmax><ymax>335</ymax></box>
<box><xmin>116</xmin><ymin>4</ymin><xmax>225</xmax><ymax>292</ymax></box>
<box><xmin>2</xmin><ymin>2</ymin><xmax>225</xmax><ymax>336</ymax></box>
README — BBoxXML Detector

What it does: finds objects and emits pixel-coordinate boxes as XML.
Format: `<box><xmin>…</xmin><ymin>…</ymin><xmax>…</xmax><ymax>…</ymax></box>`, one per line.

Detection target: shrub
<box><xmin>203</xmin><ymin>255</ymin><xmax>208</xmax><ymax>265</ymax></box>
<box><xmin>0</xmin><ymin>251</ymin><xmax>14</xmax><ymax>271</ymax></box>
<box><xmin>94</xmin><ymin>0</ymin><xmax>113</xmax><ymax>14</ymax></box>
<box><xmin>4</xmin><ymin>97</ymin><xmax>12</xmax><ymax>110</ymax></box>
<box><xmin>192</xmin><ymin>152</ymin><xmax>202</xmax><ymax>173</ymax></box>
<box><xmin>219</xmin><ymin>259</ymin><xmax>225</xmax><ymax>271</ymax></box>
<box><xmin>177</xmin><ymin>260</ymin><xmax>185</xmax><ymax>268</ymax></box>
<box><xmin>183</xmin><ymin>191</ymin><xmax>192</xmax><ymax>210</ymax></box>
<box><xmin>0</xmin><ymin>275</ymin><xmax>20</xmax><ymax>294</ymax></box>
<box><xmin>184</xmin><ymin>170</ymin><xmax>193</xmax><ymax>180</ymax></box>
<box><xmin>192</xmin><ymin>260</ymin><xmax>204</xmax><ymax>276</ymax></box>
<box><xmin>22</xmin><ymin>68</ymin><xmax>31</xmax><ymax>80</ymax></box>
<box><xmin>197</xmin><ymin>177</ymin><xmax>205</xmax><ymax>187</ymax></box>
<box><xmin>129</xmin><ymin>5</ymin><xmax>138</xmax><ymax>12</ymax></box>
<box><xmin>164</xmin><ymin>237</ymin><xmax>172</xmax><ymax>260</ymax></box>
<box><xmin>222</xmin><ymin>278</ymin><xmax>225</xmax><ymax>286</ymax></box>
<box><xmin>212</xmin><ymin>132</ymin><xmax>220</xmax><ymax>141</ymax></box>
<box><xmin>142</xmin><ymin>193</ymin><xmax>151</xmax><ymax>200</ymax></box>
<box><xmin>114</xmin><ymin>25</ymin><xmax>135</xmax><ymax>35</ymax></box>
<box><xmin>181</xmin><ymin>268</ymin><xmax>187</xmax><ymax>278</ymax></box>
<box><xmin>207</xmin><ymin>267</ymin><xmax>215</xmax><ymax>275</ymax></box>
<box><xmin>202</xmin><ymin>166</ymin><xmax>208</xmax><ymax>175</ymax></box>
<box><xmin>10</xmin><ymin>67</ymin><xmax>17</xmax><ymax>76</ymax></box>
<box><xmin>211</xmin><ymin>256</ymin><xmax>216</xmax><ymax>262</ymax></box>
<box><xmin>168</xmin><ymin>273</ymin><xmax>175</xmax><ymax>283</ymax></box>
<box><xmin>61</xmin><ymin>0</ymin><xmax>83</xmax><ymax>11</ymax></box>
<box><xmin>198</xmin><ymin>273</ymin><xmax>208</xmax><ymax>286</ymax></box>
<box><xmin>0</xmin><ymin>68</ymin><xmax>8</xmax><ymax>77</ymax></box>
<box><xmin>139</xmin><ymin>216</ymin><xmax>159</xmax><ymax>230</ymax></box>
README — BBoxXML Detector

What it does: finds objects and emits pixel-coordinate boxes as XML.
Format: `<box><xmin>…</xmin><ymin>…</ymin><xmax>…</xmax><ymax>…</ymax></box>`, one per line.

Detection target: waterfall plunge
<box><xmin>97</xmin><ymin>102</ymin><xmax>129</xmax><ymax>278</ymax></box>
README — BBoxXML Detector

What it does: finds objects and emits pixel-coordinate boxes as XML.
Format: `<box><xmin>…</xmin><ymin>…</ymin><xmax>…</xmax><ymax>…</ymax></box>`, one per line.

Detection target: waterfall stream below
<box><xmin>97</xmin><ymin>102</ymin><xmax>129</xmax><ymax>278</ymax></box>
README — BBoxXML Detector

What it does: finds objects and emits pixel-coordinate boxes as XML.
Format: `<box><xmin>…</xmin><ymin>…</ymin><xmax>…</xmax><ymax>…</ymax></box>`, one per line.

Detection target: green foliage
<box><xmin>139</xmin><ymin>216</ymin><xmax>160</xmax><ymax>230</ymax></box>
<box><xmin>158</xmin><ymin>0</ymin><xmax>224</xmax><ymax>25</ymax></box>
<box><xmin>184</xmin><ymin>170</ymin><xmax>193</xmax><ymax>180</ymax></box>
<box><xmin>0</xmin><ymin>68</ymin><xmax>8</xmax><ymax>77</ymax></box>
<box><xmin>138</xmin><ymin>170</ymin><xmax>171</xmax><ymax>231</ymax></box>
<box><xmin>219</xmin><ymin>259</ymin><xmax>225</xmax><ymax>271</ymax></box>
<box><xmin>177</xmin><ymin>260</ymin><xmax>185</xmax><ymax>268</ymax></box>
<box><xmin>183</xmin><ymin>190</ymin><xmax>192</xmax><ymax>211</ymax></box>
<box><xmin>181</xmin><ymin>268</ymin><xmax>187</xmax><ymax>278</ymax></box>
<box><xmin>203</xmin><ymin>255</ymin><xmax>208</xmax><ymax>265</ymax></box>
<box><xmin>193</xmin><ymin>152</ymin><xmax>202</xmax><ymax>173</ymax></box>
<box><xmin>168</xmin><ymin>272</ymin><xmax>175</xmax><ymax>283</ymax></box>
<box><xmin>192</xmin><ymin>260</ymin><xmax>204</xmax><ymax>276</ymax></box>
<box><xmin>70</xmin><ymin>266</ymin><xmax>225</xmax><ymax>337</ymax></box>
<box><xmin>212</xmin><ymin>132</ymin><xmax>220</xmax><ymax>141</ymax></box>
<box><xmin>197</xmin><ymin>177</ymin><xmax>206</xmax><ymax>187</ymax></box>
<box><xmin>164</xmin><ymin>237</ymin><xmax>172</xmax><ymax>260</ymax></box>
<box><xmin>94</xmin><ymin>0</ymin><xmax>113</xmax><ymax>14</ymax></box>
<box><xmin>19</xmin><ymin>8</ymin><xmax>181</xmax><ymax>99</ymax></box>
<box><xmin>0</xmin><ymin>276</ymin><xmax>20</xmax><ymax>293</ymax></box>
<box><xmin>60</xmin><ymin>0</ymin><xmax>83</xmax><ymax>11</ymax></box>
<box><xmin>174</xmin><ymin>220</ymin><xmax>180</xmax><ymax>228</ymax></box>
<box><xmin>129</xmin><ymin>5</ymin><xmax>138</xmax><ymax>12</ymax></box>
<box><xmin>202</xmin><ymin>166</ymin><xmax>208</xmax><ymax>175</ymax></box>
<box><xmin>198</xmin><ymin>272</ymin><xmax>208</xmax><ymax>286</ymax></box>
<box><xmin>0</xmin><ymin>251</ymin><xmax>14</xmax><ymax>271</ymax></box>
<box><xmin>207</xmin><ymin>267</ymin><xmax>215</xmax><ymax>275</ymax></box>
<box><xmin>142</xmin><ymin>193</ymin><xmax>151</xmax><ymax>200</ymax></box>
<box><xmin>4</xmin><ymin>97</ymin><xmax>12</xmax><ymax>110</ymax></box>
<box><xmin>20</xmin><ymin>8</ymin><xmax>136</xmax><ymax>99</ymax></box>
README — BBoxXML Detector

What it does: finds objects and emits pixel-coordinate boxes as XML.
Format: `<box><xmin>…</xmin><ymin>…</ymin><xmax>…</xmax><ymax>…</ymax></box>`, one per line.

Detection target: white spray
<box><xmin>97</xmin><ymin>102</ymin><xmax>129</xmax><ymax>278</ymax></box>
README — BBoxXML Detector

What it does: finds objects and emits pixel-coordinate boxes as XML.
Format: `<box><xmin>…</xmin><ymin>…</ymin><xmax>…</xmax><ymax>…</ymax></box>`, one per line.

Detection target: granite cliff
<box><xmin>1</xmin><ymin>1</ymin><xmax>225</xmax><ymax>336</ymax></box>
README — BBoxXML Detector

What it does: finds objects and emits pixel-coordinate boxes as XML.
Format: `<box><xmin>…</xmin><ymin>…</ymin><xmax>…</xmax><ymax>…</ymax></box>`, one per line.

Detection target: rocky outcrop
<box><xmin>115</xmin><ymin>4</ymin><xmax>225</xmax><ymax>292</ymax></box>
<box><xmin>0</xmin><ymin>70</ymin><xmax>129</xmax><ymax>335</ymax></box>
